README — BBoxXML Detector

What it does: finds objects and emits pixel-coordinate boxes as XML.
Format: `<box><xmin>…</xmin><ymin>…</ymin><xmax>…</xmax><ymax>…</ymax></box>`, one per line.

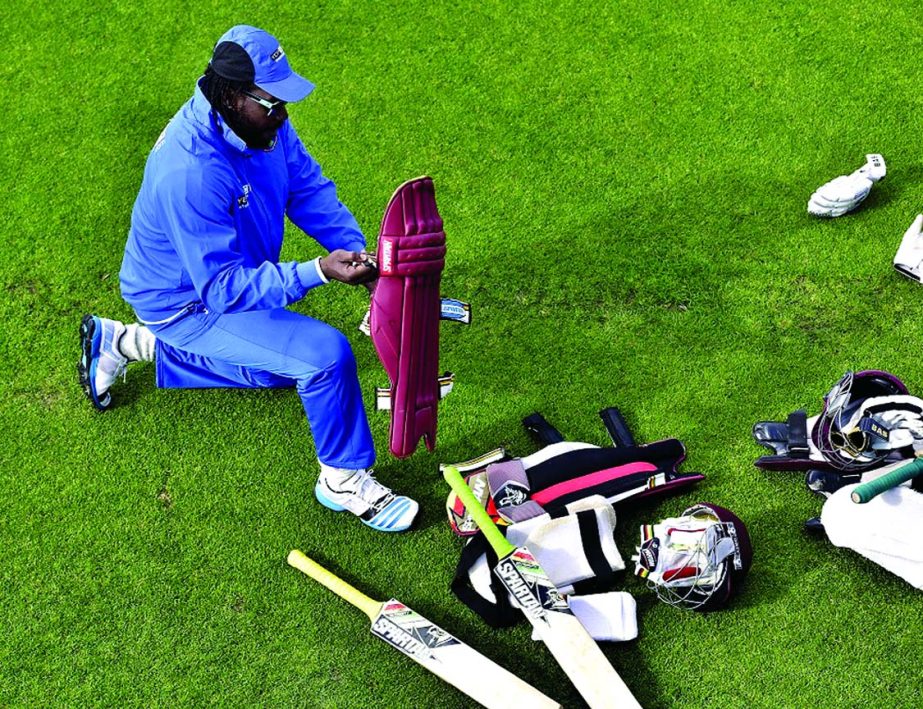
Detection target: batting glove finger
<box><xmin>807</xmin><ymin>174</ymin><xmax>873</xmax><ymax>217</ymax></box>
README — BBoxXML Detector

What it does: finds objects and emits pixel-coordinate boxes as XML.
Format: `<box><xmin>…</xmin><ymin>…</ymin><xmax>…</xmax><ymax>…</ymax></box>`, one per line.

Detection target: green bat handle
<box><xmin>851</xmin><ymin>458</ymin><xmax>923</xmax><ymax>504</ymax></box>
<box><xmin>443</xmin><ymin>465</ymin><xmax>515</xmax><ymax>556</ymax></box>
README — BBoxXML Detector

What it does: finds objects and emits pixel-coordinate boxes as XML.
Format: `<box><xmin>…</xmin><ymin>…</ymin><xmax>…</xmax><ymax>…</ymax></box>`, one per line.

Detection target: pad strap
<box><xmin>599</xmin><ymin>407</ymin><xmax>637</xmax><ymax>447</ymax></box>
<box><xmin>376</xmin><ymin>373</ymin><xmax>454</xmax><ymax>411</ymax></box>
<box><xmin>787</xmin><ymin>410</ymin><xmax>809</xmax><ymax>457</ymax></box>
<box><xmin>752</xmin><ymin>408</ymin><xmax>831</xmax><ymax>471</ymax></box>
<box><xmin>522</xmin><ymin>412</ymin><xmax>566</xmax><ymax>445</ymax></box>
<box><xmin>440</xmin><ymin>298</ymin><xmax>471</xmax><ymax>324</ymax></box>
<box><xmin>361</xmin><ymin>297</ymin><xmax>470</xmax><ymax>336</ymax></box>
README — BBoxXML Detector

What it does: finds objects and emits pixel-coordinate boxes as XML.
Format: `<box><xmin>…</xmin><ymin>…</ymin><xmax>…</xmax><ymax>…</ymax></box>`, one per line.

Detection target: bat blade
<box><xmin>443</xmin><ymin>467</ymin><xmax>642</xmax><ymax>709</ymax></box>
<box><xmin>287</xmin><ymin>550</ymin><xmax>560</xmax><ymax>709</ymax></box>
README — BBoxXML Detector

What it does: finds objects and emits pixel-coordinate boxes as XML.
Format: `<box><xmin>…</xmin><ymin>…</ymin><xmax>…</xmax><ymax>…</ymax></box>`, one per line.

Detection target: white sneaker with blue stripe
<box><xmin>315</xmin><ymin>467</ymin><xmax>419</xmax><ymax>532</ymax></box>
<box><xmin>78</xmin><ymin>314</ymin><xmax>128</xmax><ymax>412</ymax></box>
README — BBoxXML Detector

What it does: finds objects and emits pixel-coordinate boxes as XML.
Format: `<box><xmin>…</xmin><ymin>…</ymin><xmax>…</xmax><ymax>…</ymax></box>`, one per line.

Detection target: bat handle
<box><xmin>443</xmin><ymin>466</ymin><xmax>514</xmax><ymax>556</ymax></box>
<box><xmin>287</xmin><ymin>549</ymin><xmax>381</xmax><ymax>620</ymax></box>
<box><xmin>851</xmin><ymin>458</ymin><xmax>923</xmax><ymax>504</ymax></box>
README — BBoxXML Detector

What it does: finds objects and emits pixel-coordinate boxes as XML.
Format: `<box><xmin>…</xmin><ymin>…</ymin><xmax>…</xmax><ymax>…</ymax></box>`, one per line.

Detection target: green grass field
<box><xmin>4</xmin><ymin>1</ymin><xmax>923</xmax><ymax>706</ymax></box>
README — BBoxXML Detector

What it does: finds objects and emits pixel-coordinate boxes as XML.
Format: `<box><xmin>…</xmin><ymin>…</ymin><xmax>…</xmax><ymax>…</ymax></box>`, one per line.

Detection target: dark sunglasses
<box><xmin>242</xmin><ymin>90</ymin><xmax>286</xmax><ymax>117</ymax></box>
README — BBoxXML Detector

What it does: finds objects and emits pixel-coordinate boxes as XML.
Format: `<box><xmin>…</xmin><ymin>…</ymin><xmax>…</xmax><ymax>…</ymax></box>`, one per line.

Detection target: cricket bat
<box><xmin>444</xmin><ymin>466</ymin><xmax>642</xmax><ymax>709</ymax></box>
<box><xmin>286</xmin><ymin>550</ymin><xmax>560</xmax><ymax>709</ymax></box>
<box><xmin>851</xmin><ymin>458</ymin><xmax>923</xmax><ymax>504</ymax></box>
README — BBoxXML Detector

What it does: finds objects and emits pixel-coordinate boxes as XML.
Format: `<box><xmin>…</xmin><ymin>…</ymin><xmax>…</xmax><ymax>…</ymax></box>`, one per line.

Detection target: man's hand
<box><xmin>319</xmin><ymin>249</ymin><xmax>379</xmax><ymax>286</ymax></box>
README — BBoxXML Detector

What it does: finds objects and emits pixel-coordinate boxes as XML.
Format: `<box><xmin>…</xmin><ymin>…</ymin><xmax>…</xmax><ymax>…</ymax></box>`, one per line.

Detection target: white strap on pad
<box><xmin>376</xmin><ymin>372</ymin><xmax>455</xmax><ymax>410</ymax></box>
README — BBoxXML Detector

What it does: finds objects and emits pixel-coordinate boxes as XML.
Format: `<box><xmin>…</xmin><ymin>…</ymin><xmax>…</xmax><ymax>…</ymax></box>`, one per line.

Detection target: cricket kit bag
<box><xmin>444</xmin><ymin>409</ymin><xmax>704</xmax><ymax>628</ymax></box>
<box><xmin>369</xmin><ymin>177</ymin><xmax>449</xmax><ymax>458</ymax></box>
<box><xmin>445</xmin><ymin>409</ymin><xmax>705</xmax><ymax>535</ymax></box>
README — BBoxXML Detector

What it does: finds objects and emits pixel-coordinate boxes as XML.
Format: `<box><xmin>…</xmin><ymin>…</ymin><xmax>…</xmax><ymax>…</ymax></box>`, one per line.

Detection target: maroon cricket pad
<box><xmin>370</xmin><ymin>177</ymin><xmax>447</xmax><ymax>458</ymax></box>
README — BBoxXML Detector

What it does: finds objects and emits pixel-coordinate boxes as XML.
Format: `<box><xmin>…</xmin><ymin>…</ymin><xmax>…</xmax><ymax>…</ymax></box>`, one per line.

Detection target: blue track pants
<box><xmin>147</xmin><ymin>307</ymin><xmax>375</xmax><ymax>470</ymax></box>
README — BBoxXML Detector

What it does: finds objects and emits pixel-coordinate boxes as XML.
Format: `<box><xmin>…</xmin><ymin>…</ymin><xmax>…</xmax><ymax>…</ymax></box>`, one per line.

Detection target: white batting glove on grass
<box><xmin>807</xmin><ymin>154</ymin><xmax>886</xmax><ymax>218</ymax></box>
<box><xmin>894</xmin><ymin>214</ymin><xmax>923</xmax><ymax>282</ymax></box>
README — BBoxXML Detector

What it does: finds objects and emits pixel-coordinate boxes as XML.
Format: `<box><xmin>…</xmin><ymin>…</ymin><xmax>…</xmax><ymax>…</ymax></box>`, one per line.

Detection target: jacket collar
<box><xmin>191</xmin><ymin>77</ymin><xmax>254</xmax><ymax>156</ymax></box>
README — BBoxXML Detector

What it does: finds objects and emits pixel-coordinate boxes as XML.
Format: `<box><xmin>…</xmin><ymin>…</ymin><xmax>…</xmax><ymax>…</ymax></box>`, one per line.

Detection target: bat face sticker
<box><xmin>374</xmin><ymin>601</ymin><xmax>462</xmax><ymax>656</ymax></box>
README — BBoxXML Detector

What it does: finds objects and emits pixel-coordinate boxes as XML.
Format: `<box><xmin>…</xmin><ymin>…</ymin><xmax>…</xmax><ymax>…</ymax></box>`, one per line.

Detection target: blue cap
<box><xmin>210</xmin><ymin>25</ymin><xmax>315</xmax><ymax>103</ymax></box>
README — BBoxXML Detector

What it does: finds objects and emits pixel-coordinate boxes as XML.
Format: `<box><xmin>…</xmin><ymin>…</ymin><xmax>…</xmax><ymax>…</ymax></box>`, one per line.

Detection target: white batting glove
<box><xmin>894</xmin><ymin>214</ymin><xmax>923</xmax><ymax>283</ymax></box>
<box><xmin>868</xmin><ymin>409</ymin><xmax>923</xmax><ymax>450</ymax></box>
<box><xmin>807</xmin><ymin>154</ymin><xmax>886</xmax><ymax>218</ymax></box>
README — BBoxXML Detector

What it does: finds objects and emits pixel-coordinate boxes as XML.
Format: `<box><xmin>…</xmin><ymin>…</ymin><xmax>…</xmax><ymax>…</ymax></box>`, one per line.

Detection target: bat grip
<box><xmin>443</xmin><ymin>466</ymin><xmax>514</xmax><ymax>556</ymax></box>
<box><xmin>287</xmin><ymin>550</ymin><xmax>381</xmax><ymax>620</ymax></box>
<box><xmin>851</xmin><ymin>458</ymin><xmax>923</xmax><ymax>504</ymax></box>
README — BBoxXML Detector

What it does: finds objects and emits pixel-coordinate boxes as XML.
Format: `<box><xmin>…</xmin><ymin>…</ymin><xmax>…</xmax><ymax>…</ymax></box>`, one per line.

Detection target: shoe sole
<box><xmin>78</xmin><ymin>314</ymin><xmax>110</xmax><ymax>412</ymax></box>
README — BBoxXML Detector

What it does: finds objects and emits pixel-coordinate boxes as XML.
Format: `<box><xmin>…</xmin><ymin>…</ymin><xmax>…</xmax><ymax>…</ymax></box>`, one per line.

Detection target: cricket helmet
<box><xmin>813</xmin><ymin>370</ymin><xmax>910</xmax><ymax>472</ymax></box>
<box><xmin>635</xmin><ymin>502</ymin><xmax>752</xmax><ymax>612</ymax></box>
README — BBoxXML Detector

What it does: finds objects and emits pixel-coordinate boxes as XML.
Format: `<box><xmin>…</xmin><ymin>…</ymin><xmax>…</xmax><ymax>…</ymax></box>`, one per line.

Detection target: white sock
<box><xmin>118</xmin><ymin>323</ymin><xmax>156</xmax><ymax>362</ymax></box>
<box><xmin>319</xmin><ymin>463</ymin><xmax>365</xmax><ymax>484</ymax></box>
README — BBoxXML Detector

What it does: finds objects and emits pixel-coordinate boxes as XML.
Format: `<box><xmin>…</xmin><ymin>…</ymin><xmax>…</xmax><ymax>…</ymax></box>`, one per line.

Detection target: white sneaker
<box><xmin>78</xmin><ymin>315</ymin><xmax>128</xmax><ymax>411</ymax></box>
<box><xmin>314</xmin><ymin>468</ymin><xmax>419</xmax><ymax>532</ymax></box>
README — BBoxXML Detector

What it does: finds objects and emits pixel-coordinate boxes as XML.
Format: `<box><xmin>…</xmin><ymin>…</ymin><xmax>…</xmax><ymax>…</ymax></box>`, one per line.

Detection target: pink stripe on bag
<box><xmin>531</xmin><ymin>462</ymin><xmax>659</xmax><ymax>505</ymax></box>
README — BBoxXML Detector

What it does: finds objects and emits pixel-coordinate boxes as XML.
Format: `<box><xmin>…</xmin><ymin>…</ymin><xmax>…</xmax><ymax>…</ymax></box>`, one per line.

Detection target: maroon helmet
<box><xmin>814</xmin><ymin>370</ymin><xmax>914</xmax><ymax>472</ymax></box>
<box><xmin>635</xmin><ymin>502</ymin><xmax>752</xmax><ymax>612</ymax></box>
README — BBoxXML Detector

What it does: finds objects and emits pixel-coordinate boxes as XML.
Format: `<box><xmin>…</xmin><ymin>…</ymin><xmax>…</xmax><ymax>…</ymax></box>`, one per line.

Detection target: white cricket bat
<box><xmin>444</xmin><ymin>467</ymin><xmax>643</xmax><ymax>709</ymax></box>
<box><xmin>287</xmin><ymin>550</ymin><xmax>560</xmax><ymax>709</ymax></box>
